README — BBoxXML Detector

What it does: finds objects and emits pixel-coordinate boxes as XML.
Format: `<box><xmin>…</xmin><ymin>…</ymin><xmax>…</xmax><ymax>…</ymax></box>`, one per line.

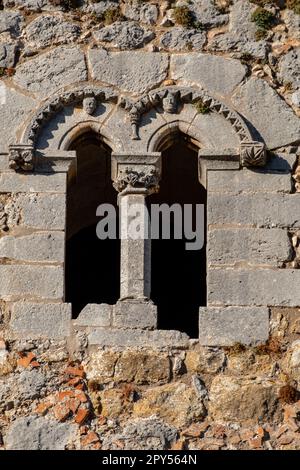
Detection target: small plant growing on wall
<box><xmin>251</xmin><ymin>7</ymin><xmax>275</xmax><ymax>29</ymax></box>
<box><xmin>251</xmin><ymin>6</ymin><xmax>276</xmax><ymax>40</ymax></box>
<box><xmin>173</xmin><ymin>5</ymin><xmax>195</xmax><ymax>28</ymax></box>
<box><xmin>103</xmin><ymin>7</ymin><xmax>124</xmax><ymax>25</ymax></box>
<box><xmin>193</xmin><ymin>98</ymin><xmax>211</xmax><ymax>114</ymax></box>
<box><xmin>49</xmin><ymin>0</ymin><xmax>81</xmax><ymax>10</ymax></box>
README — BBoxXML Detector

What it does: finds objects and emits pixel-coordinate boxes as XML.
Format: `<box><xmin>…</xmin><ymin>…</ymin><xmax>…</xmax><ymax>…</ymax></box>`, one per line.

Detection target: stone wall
<box><xmin>0</xmin><ymin>0</ymin><xmax>300</xmax><ymax>450</ymax></box>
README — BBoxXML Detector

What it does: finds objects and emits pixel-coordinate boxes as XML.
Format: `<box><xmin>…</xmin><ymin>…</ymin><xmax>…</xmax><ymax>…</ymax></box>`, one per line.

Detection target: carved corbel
<box><xmin>8</xmin><ymin>145</ymin><xmax>35</xmax><ymax>171</ymax></box>
<box><xmin>240</xmin><ymin>141</ymin><xmax>267</xmax><ymax>167</ymax></box>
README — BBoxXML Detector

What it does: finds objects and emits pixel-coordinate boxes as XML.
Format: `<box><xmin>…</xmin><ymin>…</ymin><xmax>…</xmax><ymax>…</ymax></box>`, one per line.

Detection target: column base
<box><xmin>113</xmin><ymin>299</ymin><xmax>157</xmax><ymax>330</ymax></box>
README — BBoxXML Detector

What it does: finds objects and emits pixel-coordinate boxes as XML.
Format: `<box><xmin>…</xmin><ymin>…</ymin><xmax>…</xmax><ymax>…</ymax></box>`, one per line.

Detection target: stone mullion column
<box><xmin>119</xmin><ymin>188</ymin><xmax>151</xmax><ymax>301</ymax></box>
<box><xmin>111</xmin><ymin>152</ymin><xmax>161</xmax><ymax>330</ymax></box>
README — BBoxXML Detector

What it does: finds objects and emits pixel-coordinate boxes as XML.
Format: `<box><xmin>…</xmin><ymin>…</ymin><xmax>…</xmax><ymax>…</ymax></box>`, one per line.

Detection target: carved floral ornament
<box><xmin>240</xmin><ymin>141</ymin><xmax>267</xmax><ymax>167</ymax></box>
<box><xmin>8</xmin><ymin>145</ymin><xmax>35</xmax><ymax>171</ymax></box>
<box><xmin>113</xmin><ymin>167</ymin><xmax>160</xmax><ymax>194</ymax></box>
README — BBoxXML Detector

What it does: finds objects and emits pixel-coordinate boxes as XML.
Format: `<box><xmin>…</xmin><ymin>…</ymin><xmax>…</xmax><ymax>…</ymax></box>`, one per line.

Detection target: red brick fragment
<box><xmin>182</xmin><ymin>423</ymin><xmax>208</xmax><ymax>438</ymax></box>
<box><xmin>249</xmin><ymin>436</ymin><xmax>263</xmax><ymax>449</ymax></box>
<box><xmin>58</xmin><ymin>390</ymin><xmax>74</xmax><ymax>401</ymax></box>
<box><xmin>68</xmin><ymin>377</ymin><xmax>82</xmax><ymax>387</ymax></box>
<box><xmin>75</xmin><ymin>391</ymin><xmax>88</xmax><ymax>403</ymax></box>
<box><xmin>53</xmin><ymin>403</ymin><xmax>71</xmax><ymax>422</ymax></box>
<box><xmin>81</xmin><ymin>431</ymin><xmax>99</xmax><ymax>447</ymax></box>
<box><xmin>65</xmin><ymin>366</ymin><xmax>85</xmax><ymax>378</ymax></box>
<box><xmin>17</xmin><ymin>351</ymin><xmax>36</xmax><ymax>368</ymax></box>
<box><xmin>67</xmin><ymin>398</ymin><xmax>81</xmax><ymax>414</ymax></box>
<box><xmin>75</xmin><ymin>408</ymin><xmax>90</xmax><ymax>425</ymax></box>
<box><xmin>171</xmin><ymin>439</ymin><xmax>186</xmax><ymax>450</ymax></box>
<box><xmin>35</xmin><ymin>402</ymin><xmax>52</xmax><ymax>416</ymax></box>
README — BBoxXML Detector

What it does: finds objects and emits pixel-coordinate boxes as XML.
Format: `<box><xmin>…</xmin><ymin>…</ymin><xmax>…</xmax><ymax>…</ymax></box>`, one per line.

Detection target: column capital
<box><xmin>111</xmin><ymin>152</ymin><xmax>161</xmax><ymax>195</ymax></box>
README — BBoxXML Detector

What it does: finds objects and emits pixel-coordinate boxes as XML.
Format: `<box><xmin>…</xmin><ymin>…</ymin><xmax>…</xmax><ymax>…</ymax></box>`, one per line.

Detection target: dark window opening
<box><xmin>148</xmin><ymin>135</ymin><xmax>207</xmax><ymax>338</ymax></box>
<box><xmin>65</xmin><ymin>132</ymin><xmax>120</xmax><ymax>318</ymax></box>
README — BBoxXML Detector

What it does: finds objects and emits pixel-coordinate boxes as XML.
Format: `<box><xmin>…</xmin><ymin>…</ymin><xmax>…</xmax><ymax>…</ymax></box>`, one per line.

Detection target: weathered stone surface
<box><xmin>208</xmin><ymin>193</ymin><xmax>300</xmax><ymax>228</ymax></box>
<box><xmin>85</xmin><ymin>351</ymin><xmax>120</xmax><ymax>384</ymax></box>
<box><xmin>17</xmin><ymin>369</ymin><xmax>45</xmax><ymax>400</ymax></box>
<box><xmin>102</xmin><ymin>417</ymin><xmax>177</xmax><ymax>451</ymax></box>
<box><xmin>114</xmin><ymin>350</ymin><xmax>171</xmax><ymax>384</ymax></box>
<box><xmin>5</xmin><ymin>416</ymin><xmax>78</xmax><ymax>450</ymax></box>
<box><xmin>20</xmin><ymin>193</ymin><xmax>66</xmax><ymax>230</ymax></box>
<box><xmin>0</xmin><ymin>84</ymin><xmax>37</xmax><ymax>151</ymax></box>
<box><xmin>93</xmin><ymin>21</ymin><xmax>155</xmax><ymax>50</ymax></box>
<box><xmin>208</xmin><ymin>269</ymin><xmax>300</xmax><ymax>307</ymax></box>
<box><xmin>133</xmin><ymin>381</ymin><xmax>206</xmax><ymax>427</ymax></box>
<box><xmin>0</xmin><ymin>265</ymin><xmax>64</xmax><ymax>299</ymax></box>
<box><xmin>208</xmin><ymin>229</ymin><xmax>292</xmax><ymax>266</ymax></box>
<box><xmin>190</xmin><ymin>0</ymin><xmax>229</xmax><ymax>27</ymax></box>
<box><xmin>88</xmin><ymin>329</ymin><xmax>190</xmax><ymax>349</ymax></box>
<box><xmin>97</xmin><ymin>388</ymin><xmax>124</xmax><ymax>418</ymax></box>
<box><xmin>0</xmin><ymin>172</ymin><xmax>66</xmax><ymax>193</ymax></box>
<box><xmin>82</xmin><ymin>0</ymin><xmax>118</xmax><ymax>16</ymax></box>
<box><xmin>3</xmin><ymin>0</ymin><xmax>64</xmax><ymax>12</ymax></box>
<box><xmin>208</xmin><ymin>169</ymin><xmax>292</xmax><ymax>193</ymax></box>
<box><xmin>88</xmin><ymin>48</ymin><xmax>168</xmax><ymax>94</ymax></box>
<box><xmin>0</xmin><ymin>11</ymin><xmax>23</xmax><ymax>37</ymax></box>
<box><xmin>278</xmin><ymin>48</ymin><xmax>300</xmax><ymax>89</ymax></box>
<box><xmin>171</xmin><ymin>53</ymin><xmax>246</xmax><ymax>96</ymax></box>
<box><xmin>292</xmin><ymin>90</ymin><xmax>300</xmax><ymax>108</ymax></box>
<box><xmin>232</xmin><ymin>78</ymin><xmax>300</xmax><ymax>148</ymax></box>
<box><xmin>209</xmin><ymin>375</ymin><xmax>279</xmax><ymax>422</ymax></box>
<box><xmin>283</xmin><ymin>9</ymin><xmax>300</xmax><ymax>39</ymax></box>
<box><xmin>185</xmin><ymin>348</ymin><xmax>226</xmax><ymax>374</ymax></box>
<box><xmin>14</xmin><ymin>46</ymin><xmax>87</xmax><ymax>96</ymax></box>
<box><xmin>124</xmin><ymin>2</ymin><xmax>158</xmax><ymax>25</ymax></box>
<box><xmin>0</xmin><ymin>43</ymin><xmax>16</xmax><ymax>68</ymax></box>
<box><xmin>290</xmin><ymin>340</ymin><xmax>300</xmax><ymax>372</ymax></box>
<box><xmin>113</xmin><ymin>300</ymin><xmax>157</xmax><ymax>330</ymax></box>
<box><xmin>0</xmin><ymin>232</ymin><xmax>64</xmax><ymax>263</ymax></box>
<box><xmin>209</xmin><ymin>0</ymin><xmax>268</xmax><ymax>59</ymax></box>
<box><xmin>24</xmin><ymin>14</ymin><xmax>81</xmax><ymax>50</ymax></box>
<box><xmin>74</xmin><ymin>304</ymin><xmax>112</xmax><ymax>328</ymax></box>
<box><xmin>160</xmin><ymin>28</ymin><xmax>206</xmax><ymax>51</ymax></box>
<box><xmin>198</xmin><ymin>307</ymin><xmax>269</xmax><ymax>346</ymax></box>
<box><xmin>10</xmin><ymin>302</ymin><xmax>71</xmax><ymax>338</ymax></box>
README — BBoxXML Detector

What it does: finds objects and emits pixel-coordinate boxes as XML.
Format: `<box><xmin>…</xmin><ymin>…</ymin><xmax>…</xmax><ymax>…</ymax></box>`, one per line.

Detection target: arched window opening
<box><xmin>148</xmin><ymin>134</ymin><xmax>207</xmax><ymax>338</ymax></box>
<box><xmin>65</xmin><ymin>132</ymin><xmax>120</xmax><ymax>318</ymax></box>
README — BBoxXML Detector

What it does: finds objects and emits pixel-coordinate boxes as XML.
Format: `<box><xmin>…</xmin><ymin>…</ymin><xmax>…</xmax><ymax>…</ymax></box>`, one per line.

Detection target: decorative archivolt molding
<box><xmin>119</xmin><ymin>86</ymin><xmax>254</xmax><ymax>143</ymax></box>
<box><xmin>21</xmin><ymin>85</ymin><xmax>118</xmax><ymax>147</ymax></box>
<box><xmin>9</xmin><ymin>84</ymin><xmax>266</xmax><ymax>172</ymax></box>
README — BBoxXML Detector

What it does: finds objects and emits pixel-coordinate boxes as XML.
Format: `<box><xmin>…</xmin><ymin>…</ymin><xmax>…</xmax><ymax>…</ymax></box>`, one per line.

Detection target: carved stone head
<box><xmin>83</xmin><ymin>96</ymin><xmax>97</xmax><ymax>115</ymax></box>
<box><xmin>162</xmin><ymin>91</ymin><xmax>179</xmax><ymax>114</ymax></box>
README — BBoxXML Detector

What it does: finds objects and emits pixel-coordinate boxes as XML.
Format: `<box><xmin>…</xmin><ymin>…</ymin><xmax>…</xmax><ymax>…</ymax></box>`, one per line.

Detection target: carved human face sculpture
<box><xmin>83</xmin><ymin>97</ymin><xmax>97</xmax><ymax>115</ymax></box>
<box><xmin>162</xmin><ymin>91</ymin><xmax>178</xmax><ymax>114</ymax></box>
